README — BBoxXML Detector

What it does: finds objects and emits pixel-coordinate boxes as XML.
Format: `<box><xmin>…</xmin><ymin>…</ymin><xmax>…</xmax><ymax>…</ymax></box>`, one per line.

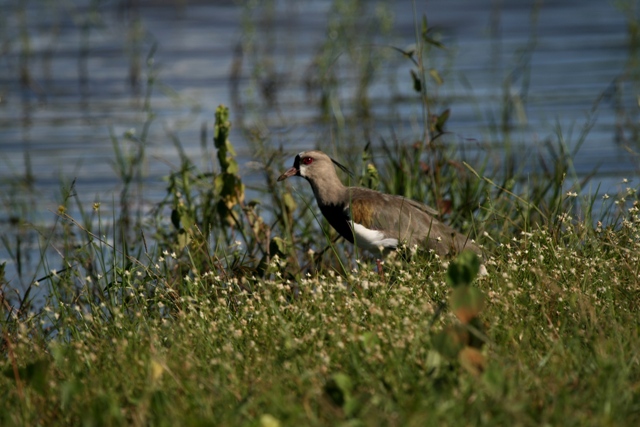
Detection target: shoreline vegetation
<box><xmin>2</xmin><ymin>1</ymin><xmax>640</xmax><ymax>425</ymax></box>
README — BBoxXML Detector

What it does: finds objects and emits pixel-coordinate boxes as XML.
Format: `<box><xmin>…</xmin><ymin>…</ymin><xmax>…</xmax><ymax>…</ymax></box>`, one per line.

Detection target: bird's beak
<box><xmin>277</xmin><ymin>167</ymin><xmax>299</xmax><ymax>181</ymax></box>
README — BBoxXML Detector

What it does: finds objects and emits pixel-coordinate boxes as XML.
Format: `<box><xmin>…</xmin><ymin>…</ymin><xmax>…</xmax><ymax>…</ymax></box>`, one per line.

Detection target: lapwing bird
<box><xmin>277</xmin><ymin>150</ymin><xmax>483</xmax><ymax>259</ymax></box>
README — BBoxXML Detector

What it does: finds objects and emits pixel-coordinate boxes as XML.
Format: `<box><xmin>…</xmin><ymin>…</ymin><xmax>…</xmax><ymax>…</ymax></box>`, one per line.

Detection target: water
<box><xmin>1</xmin><ymin>0</ymin><xmax>639</xmax><ymax>286</ymax></box>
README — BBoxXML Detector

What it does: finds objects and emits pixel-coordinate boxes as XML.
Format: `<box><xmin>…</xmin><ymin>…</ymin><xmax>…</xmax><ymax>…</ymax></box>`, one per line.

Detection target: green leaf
<box><xmin>178</xmin><ymin>204</ymin><xmax>194</xmax><ymax>230</ymax></box>
<box><xmin>282</xmin><ymin>192</ymin><xmax>297</xmax><ymax>215</ymax></box>
<box><xmin>410</xmin><ymin>69</ymin><xmax>422</xmax><ymax>92</ymax></box>
<box><xmin>324</xmin><ymin>373</ymin><xmax>359</xmax><ymax>417</ymax></box>
<box><xmin>215</xmin><ymin>174</ymin><xmax>245</xmax><ymax>209</ymax></box>
<box><xmin>225</xmin><ymin>158</ymin><xmax>239</xmax><ymax>175</ymax></box>
<box><xmin>260</xmin><ymin>414</ymin><xmax>281</xmax><ymax>427</ymax></box>
<box><xmin>213</xmin><ymin>105</ymin><xmax>231</xmax><ymax>150</ymax></box>
<box><xmin>434</xmin><ymin>108</ymin><xmax>450</xmax><ymax>133</ymax></box>
<box><xmin>450</xmin><ymin>286</ymin><xmax>485</xmax><ymax>324</ymax></box>
<box><xmin>269</xmin><ymin>237</ymin><xmax>288</xmax><ymax>258</ymax></box>
<box><xmin>425</xmin><ymin>349</ymin><xmax>445</xmax><ymax>373</ymax></box>
<box><xmin>446</xmin><ymin>250</ymin><xmax>481</xmax><ymax>287</ymax></box>
<box><xmin>424</xmin><ymin>36</ymin><xmax>445</xmax><ymax>49</ymax></box>
<box><xmin>170</xmin><ymin>208</ymin><xmax>181</xmax><ymax>230</ymax></box>
<box><xmin>324</xmin><ymin>373</ymin><xmax>353</xmax><ymax>407</ymax></box>
<box><xmin>177</xmin><ymin>229</ymin><xmax>191</xmax><ymax>249</ymax></box>
<box><xmin>361</xmin><ymin>163</ymin><xmax>379</xmax><ymax>189</ymax></box>
<box><xmin>421</xmin><ymin>15</ymin><xmax>428</xmax><ymax>39</ymax></box>
<box><xmin>421</xmin><ymin>14</ymin><xmax>445</xmax><ymax>48</ymax></box>
<box><xmin>432</xmin><ymin>325</ymin><xmax>468</xmax><ymax>359</ymax></box>
<box><xmin>429</xmin><ymin>68</ymin><xmax>443</xmax><ymax>85</ymax></box>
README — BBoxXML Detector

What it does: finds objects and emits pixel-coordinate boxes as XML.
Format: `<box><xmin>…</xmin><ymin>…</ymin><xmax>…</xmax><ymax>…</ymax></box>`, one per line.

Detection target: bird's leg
<box><xmin>376</xmin><ymin>259</ymin><xmax>385</xmax><ymax>281</ymax></box>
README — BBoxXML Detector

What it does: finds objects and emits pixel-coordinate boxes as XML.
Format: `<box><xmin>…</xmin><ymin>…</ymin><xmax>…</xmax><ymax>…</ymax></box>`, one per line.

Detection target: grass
<box><xmin>2</xmin><ymin>0</ymin><xmax>640</xmax><ymax>425</ymax></box>
<box><xmin>1</xmin><ymin>208</ymin><xmax>640</xmax><ymax>425</ymax></box>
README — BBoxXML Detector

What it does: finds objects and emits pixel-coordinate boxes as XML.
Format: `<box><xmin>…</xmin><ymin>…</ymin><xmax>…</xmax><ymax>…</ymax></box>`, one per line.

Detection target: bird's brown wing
<box><xmin>397</xmin><ymin>196</ymin><xmax>441</xmax><ymax>217</ymax></box>
<box><xmin>347</xmin><ymin>188</ymin><xmax>479</xmax><ymax>256</ymax></box>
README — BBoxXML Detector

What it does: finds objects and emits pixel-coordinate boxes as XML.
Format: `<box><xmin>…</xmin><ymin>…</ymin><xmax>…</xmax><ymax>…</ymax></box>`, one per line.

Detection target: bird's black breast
<box><xmin>318</xmin><ymin>203</ymin><xmax>354</xmax><ymax>244</ymax></box>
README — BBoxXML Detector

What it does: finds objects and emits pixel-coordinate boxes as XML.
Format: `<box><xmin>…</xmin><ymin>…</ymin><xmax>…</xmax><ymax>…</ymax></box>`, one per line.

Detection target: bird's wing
<box><xmin>346</xmin><ymin>189</ymin><xmax>433</xmax><ymax>239</ymax></box>
<box><xmin>347</xmin><ymin>188</ymin><xmax>478</xmax><ymax>256</ymax></box>
<box><xmin>398</xmin><ymin>197</ymin><xmax>440</xmax><ymax>217</ymax></box>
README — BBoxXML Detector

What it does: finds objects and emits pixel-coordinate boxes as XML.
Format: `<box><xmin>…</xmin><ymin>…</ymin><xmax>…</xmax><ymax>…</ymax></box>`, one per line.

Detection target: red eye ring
<box><xmin>302</xmin><ymin>156</ymin><xmax>313</xmax><ymax>165</ymax></box>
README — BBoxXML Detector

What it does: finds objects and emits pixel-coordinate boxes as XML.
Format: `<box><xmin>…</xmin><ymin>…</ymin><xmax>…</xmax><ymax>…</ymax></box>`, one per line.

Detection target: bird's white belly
<box><xmin>351</xmin><ymin>222</ymin><xmax>398</xmax><ymax>252</ymax></box>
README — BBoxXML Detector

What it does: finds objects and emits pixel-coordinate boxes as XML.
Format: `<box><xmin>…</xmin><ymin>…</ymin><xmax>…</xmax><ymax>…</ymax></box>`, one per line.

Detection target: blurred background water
<box><xmin>1</xmin><ymin>0</ymin><xmax>639</xmax><ymax>285</ymax></box>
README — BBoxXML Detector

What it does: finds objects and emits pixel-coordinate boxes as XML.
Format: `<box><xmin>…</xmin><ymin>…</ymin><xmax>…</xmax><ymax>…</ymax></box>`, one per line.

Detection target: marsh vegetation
<box><xmin>1</xmin><ymin>0</ymin><xmax>639</xmax><ymax>425</ymax></box>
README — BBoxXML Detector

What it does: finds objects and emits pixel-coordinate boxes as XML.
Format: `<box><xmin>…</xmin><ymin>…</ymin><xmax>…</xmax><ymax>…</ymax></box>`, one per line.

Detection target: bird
<box><xmin>277</xmin><ymin>150</ymin><xmax>483</xmax><ymax>260</ymax></box>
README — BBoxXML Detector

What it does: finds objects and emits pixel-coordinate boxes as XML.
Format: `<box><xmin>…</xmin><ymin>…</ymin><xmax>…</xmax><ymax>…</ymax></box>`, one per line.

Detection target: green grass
<box><xmin>2</xmin><ymin>1</ymin><xmax>640</xmax><ymax>425</ymax></box>
<box><xmin>1</xmin><ymin>210</ymin><xmax>639</xmax><ymax>425</ymax></box>
<box><xmin>1</xmin><ymin>102</ymin><xmax>639</xmax><ymax>423</ymax></box>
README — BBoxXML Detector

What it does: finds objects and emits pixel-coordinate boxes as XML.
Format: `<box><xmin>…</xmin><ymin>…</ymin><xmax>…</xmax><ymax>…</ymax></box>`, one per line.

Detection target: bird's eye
<box><xmin>302</xmin><ymin>157</ymin><xmax>313</xmax><ymax>165</ymax></box>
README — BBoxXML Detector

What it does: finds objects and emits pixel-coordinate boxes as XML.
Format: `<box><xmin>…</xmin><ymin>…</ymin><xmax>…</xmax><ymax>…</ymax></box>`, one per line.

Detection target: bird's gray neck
<box><xmin>307</xmin><ymin>172</ymin><xmax>347</xmax><ymax>207</ymax></box>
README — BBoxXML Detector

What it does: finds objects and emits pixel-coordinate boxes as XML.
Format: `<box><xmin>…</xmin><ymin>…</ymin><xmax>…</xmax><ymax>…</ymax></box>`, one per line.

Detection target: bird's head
<box><xmin>277</xmin><ymin>150</ymin><xmax>352</xmax><ymax>182</ymax></box>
